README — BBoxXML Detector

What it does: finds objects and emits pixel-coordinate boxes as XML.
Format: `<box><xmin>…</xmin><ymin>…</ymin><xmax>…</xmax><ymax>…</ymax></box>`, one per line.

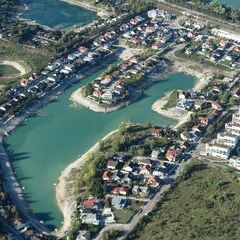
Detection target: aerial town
<box><xmin>1</xmin><ymin>0</ymin><xmax>240</xmax><ymax>240</ymax></box>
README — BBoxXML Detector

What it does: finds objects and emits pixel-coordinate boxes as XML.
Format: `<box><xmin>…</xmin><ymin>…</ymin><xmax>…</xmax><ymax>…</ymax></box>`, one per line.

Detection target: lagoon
<box><xmin>7</xmin><ymin>70</ymin><xmax>195</xmax><ymax>229</ymax></box>
<box><xmin>215</xmin><ymin>0</ymin><xmax>240</xmax><ymax>8</ymax></box>
<box><xmin>22</xmin><ymin>0</ymin><xmax>97</xmax><ymax>29</ymax></box>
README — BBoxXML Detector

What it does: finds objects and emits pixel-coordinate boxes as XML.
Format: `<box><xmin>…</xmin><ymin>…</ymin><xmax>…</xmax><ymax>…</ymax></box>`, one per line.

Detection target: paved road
<box><xmin>94</xmin><ymin>160</ymin><xmax>186</xmax><ymax>240</ymax></box>
<box><xmin>94</xmin><ymin>185</ymin><xmax>170</xmax><ymax>240</ymax></box>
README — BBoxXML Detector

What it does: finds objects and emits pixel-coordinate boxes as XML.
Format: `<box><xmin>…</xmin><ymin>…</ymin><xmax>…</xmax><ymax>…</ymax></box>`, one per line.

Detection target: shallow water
<box><xmin>22</xmin><ymin>0</ymin><xmax>97</xmax><ymax>29</ymax></box>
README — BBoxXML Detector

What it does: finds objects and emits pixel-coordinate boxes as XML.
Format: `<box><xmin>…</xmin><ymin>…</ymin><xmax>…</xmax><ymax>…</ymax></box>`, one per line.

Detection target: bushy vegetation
<box><xmin>77</xmin><ymin>0</ymin><xmax>154</xmax><ymax>14</ymax></box>
<box><xmin>166</xmin><ymin>0</ymin><xmax>240</xmax><ymax>23</ymax></box>
<box><xmin>127</xmin><ymin>161</ymin><xmax>240</xmax><ymax>240</ymax></box>
<box><xmin>163</xmin><ymin>90</ymin><xmax>178</xmax><ymax>109</ymax></box>
<box><xmin>66</xmin><ymin>124</ymin><xmax>177</xmax><ymax>200</ymax></box>
<box><xmin>0</xmin><ymin>41</ymin><xmax>54</xmax><ymax>73</ymax></box>
<box><xmin>101</xmin><ymin>230</ymin><xmax>122</xmax><ymax>240</ymax></box>
<box><xmin>0</xmin><ymin>235</ymin><xmax>11</xmax><ymax>240</ymax></box>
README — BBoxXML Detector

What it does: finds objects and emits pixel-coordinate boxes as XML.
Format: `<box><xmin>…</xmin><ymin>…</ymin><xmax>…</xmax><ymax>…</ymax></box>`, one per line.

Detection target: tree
<box><xmin>119</xmin><ymin>122</ymin><xmax>127</xmax><ymax>135</ymax></box>
<box><xmin>230</xmin><ymin>8</ymin><xmax>239</xmax><ymax>22</ymax></box>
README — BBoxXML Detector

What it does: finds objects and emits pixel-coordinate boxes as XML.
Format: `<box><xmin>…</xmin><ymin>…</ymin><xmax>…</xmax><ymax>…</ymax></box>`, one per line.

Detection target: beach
<box><xmin>152</xmin><ymin>91</ymin><xmax>192</xmax><ymax>130</ymax></box>
<box><xmin>60</xmin><ymin>0</ymin><xmax>110</xmax><ymax>18</ymax></box>
<box><xmin>55</xmin><ymin>129</ymin><xmax>119</xmax><ymax>235</ymax></box>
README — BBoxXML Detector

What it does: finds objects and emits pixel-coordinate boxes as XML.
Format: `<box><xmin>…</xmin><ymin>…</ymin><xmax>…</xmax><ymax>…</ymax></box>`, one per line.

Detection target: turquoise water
<box><xmin>7</xmin><ymin>71</ymin><xmax>195</xmax><ymax>229</ymax></box>
<box><xmin>215</xmin><ymin>0</ymin><xmax>240</xmax><ymax>8</ymax></box>
<box><xmin>22</xmin><ymin>0</ymin><xmax>97</xmax><ymax>29</ymax></box>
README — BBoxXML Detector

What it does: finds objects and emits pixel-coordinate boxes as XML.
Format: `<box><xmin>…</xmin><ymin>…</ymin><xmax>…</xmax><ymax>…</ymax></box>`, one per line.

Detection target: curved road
<box><xmin>94</xmin><ymin>185</ymin><xmax>170</xmax><ymax>240</ymax></box>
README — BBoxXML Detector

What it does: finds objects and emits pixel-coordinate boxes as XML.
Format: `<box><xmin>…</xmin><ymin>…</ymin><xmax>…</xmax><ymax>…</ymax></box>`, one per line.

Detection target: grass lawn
<box><xmin>0</xmin><ymin>40</ymin><xmax>55</xmax><ymax>86</ymax></box>
<box><xmin>0</xmin><ymin>64</ymin><xmax>20</xmax><ymax>77</ymax></box>
<box><xmin>113</xmin><ymin>201</ymin><xmax>143</xmax><ymax>224</ymax></box>
<box><xmin>127</xmin><ymin>161</ymin><xmax>240</xmax><ymax>240</ymax></box>
<box><xmin>163</xmin><ymin>90</ymin><xmax>178</xmax><ymax>109</ymax></box>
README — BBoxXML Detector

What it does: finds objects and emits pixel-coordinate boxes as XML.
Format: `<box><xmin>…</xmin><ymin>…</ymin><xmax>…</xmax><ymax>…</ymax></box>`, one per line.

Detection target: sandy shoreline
<box><xmin>70</xmin><ymin>44</ymin><xmax>168</xmax><ymax>113</ymax></box>
<box><xmin>151</xmin><ymin>64</ymin><xmax>210</xmax><ymax>129</ymax></box>
<box><xmin>55</xmin><ymin>129</ymin><xmax>119</xmax><ymax>235</ymax></box>
<box><xmin>152</xmin><ymin>91</ymin><xmax>192</xmax><ymax>130</ymax></box>
<box><xmin>151</xmin><ymin>45</ymin><xmax>233</xmax><ymax>129</ymax></box>
<box><xmin>60</xmin><ymin>0</ymin><xmax>110</xmax><ymax>18</ymax></box>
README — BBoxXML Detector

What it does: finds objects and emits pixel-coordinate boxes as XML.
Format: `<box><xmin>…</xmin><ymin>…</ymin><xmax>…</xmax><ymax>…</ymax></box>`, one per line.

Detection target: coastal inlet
<box><xmin>7</xmin><ymin>68</ymin><xmax>195</xmax><ymax>229</ymax></box>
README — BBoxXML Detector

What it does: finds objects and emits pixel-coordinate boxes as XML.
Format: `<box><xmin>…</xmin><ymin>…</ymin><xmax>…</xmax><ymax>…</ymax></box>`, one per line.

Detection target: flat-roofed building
<box><xmin>225</xmin><ymin>122</ymin><xmax>240</xmax><ymax>135</ymax></box>
<box><xmin>206</xmin><ymin>143</ymin><xmax>232</xmax><ymax>159</ymax></box>
<box><xmin>217</xmin><ymin>132</ymin><xmax>239</xmax><ymax>148</ymax></box>
<box><xmin>229</xmin><ymin>156</ymin><xmax>240</xmax><ymax>170</ymax></box>
<box><xmin>232</xmin><ymin>112</ymin><xmax>240</xmax><ymax>125</ymax></box>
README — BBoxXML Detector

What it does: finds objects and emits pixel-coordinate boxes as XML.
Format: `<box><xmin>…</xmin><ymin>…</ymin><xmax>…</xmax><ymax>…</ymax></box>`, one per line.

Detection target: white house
<box><xmin>232</xmin><ymin>112</ymin><xmax>240</xmax><ymax>124</ymax></box>
<box><xmin>217</xmin><ymin>132</ymin><xmax>239</xmax><ymax>148</ymax></box>
<box><xmin>225</xmin><ymin>122</ymin><xmax>240</xmax><ymax>135</ymax></box>
<box><xmin>81</xmin><ymin>213</ymin><xmax>100</xmax><ymax>225</ymax></box>
<box><xmin>148</xmin><ymin>9</ymin><xmax>158</xmax><ymax>19</ymax></box>
<box><xmin>76</xmin><ymin>231</ymin><xmax>91</xmax><ymax>240</ymax></box>
<box><xmin>101</xmin><ymin>91</ymin><xmax>115</xmax><ymax>101</ymax></box>
<box><xmin>228</xmin><ymin>156</ymin><xmax>240</xmax><ymax>170</ymax></box>
<box><xmin>206</xmin><ymin>143</ymin><xmax>232</xmax><ymax>159</ymax></box>
<box><xmin>102</xmin><ymin>208</ymin><xmax>115</xmax><ymax>224</ymax></box>
<box><xmin>151</xmin><ymin>150</ymin><xmax>160</xmax><ymax>160</ymax></box>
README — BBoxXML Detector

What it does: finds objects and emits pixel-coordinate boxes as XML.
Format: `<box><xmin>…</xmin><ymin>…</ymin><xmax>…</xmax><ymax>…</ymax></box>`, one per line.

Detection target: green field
<box><xmin>127</xmin><ymin>161</ymin><xmax>240</xmax><ymax>240</ymax></box>
<box><xmin>0</xmin><ymin>64</ymin><xmax>20</xmax><ymax>77</ymax></box>
<box><xmin>0</xmin><ymin>40</ymin><xmax>55</xmax><ymax>85</ymax></box>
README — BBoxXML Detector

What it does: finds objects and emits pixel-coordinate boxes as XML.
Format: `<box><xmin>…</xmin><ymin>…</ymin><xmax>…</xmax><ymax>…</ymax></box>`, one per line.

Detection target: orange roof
<box><xmin>166</xmin><ymin>148</ymin><xmax>181</xmax><ymax>160</ymax></box>
<box><xmin>104</xmin><ymin>75</ymin><xmax>113</xmax><ymax>81</ymax></box>
<box><xmin>153</xmin><ymin>41</ymin><xmax>161</xmax><ymax>47</ymax></box>
<box><xmin>212</xmin><ymin>101</ymin><xmax>221</xmax><ymax>106</ymax></box>
<box><xmin>152</xmin><ymin>128</ymin><xmax>161</xmax><ymax>135</ymax></box>
<box><xmin>78</xmin><ymin>46</ymin><xmax>88</xmax><ymax>53</ymax></box>
<box><xmin>102</xmin><ymin>171</ymin><xmax>111</xmax><ymax>180</ymax></box>
<box><xmin>83</xmin><ymin>198</ymin><xmax>95</xmax><ymax>209</ymax></box>
<box><xmin>219</xmin><ymin>39</ymin><xmax>227</xmax><ymax>46</ymax></box>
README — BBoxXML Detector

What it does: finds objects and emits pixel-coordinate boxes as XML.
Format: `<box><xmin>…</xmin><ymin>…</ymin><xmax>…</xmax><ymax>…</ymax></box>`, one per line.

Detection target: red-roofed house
<box><xmin>219</xmin><ymin>39</ymin><xmax>227</xmax><ymax>47</ymax></box>
<box><xmin>102</xmin><ymin>171</ymin><xmax>111</xmax><ymax>181</ymax></box>
<box><xmin>152</xmin><ymin>41</ymin><xmax>161</xmax><ymax>50</ymax></box>
<box><xmin>151</xmin><ymin>128</ymin><xmax>161</xmax><ymax>137</ymax></box>
<box><xmin>212</xmin><ymin>101</ymin><xmax>223</xmax><ymax>111</ymax></box>
<box><xmin>78</xmin><ymin>46</ymin><xmax>88</xmax><ymax>54</ymax></box>
<box><xmin>166</xmin><ymin>147</ymin><xmax>182</xmax><ymax>161</ymax></box>
<box><xmin>83</xmin><ymin>198</ymin><xmax>96</xmax><ymax>209</ymax></box>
